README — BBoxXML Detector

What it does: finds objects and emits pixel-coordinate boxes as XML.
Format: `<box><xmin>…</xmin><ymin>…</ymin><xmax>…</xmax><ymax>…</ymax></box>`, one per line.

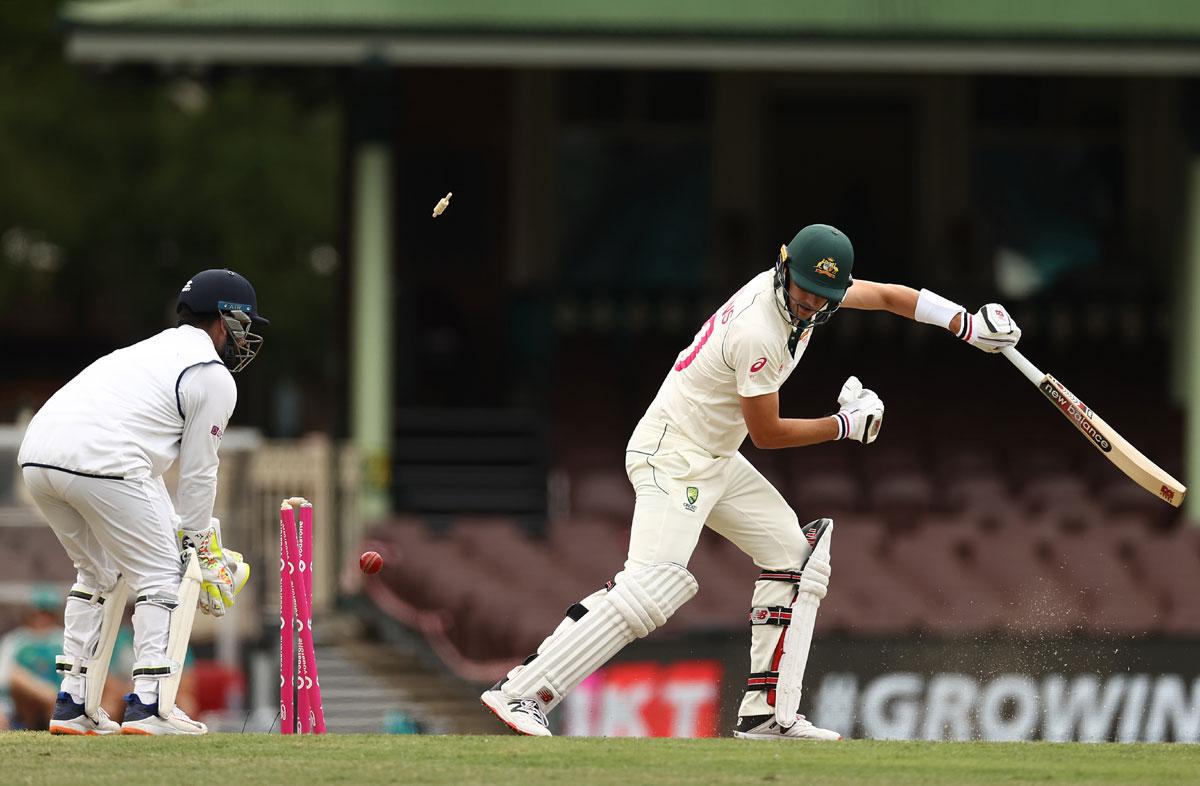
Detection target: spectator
<box><xmin>0</xmin><ymin>587</ymin><xmax>64</xmax><ymax>729</ymax></box>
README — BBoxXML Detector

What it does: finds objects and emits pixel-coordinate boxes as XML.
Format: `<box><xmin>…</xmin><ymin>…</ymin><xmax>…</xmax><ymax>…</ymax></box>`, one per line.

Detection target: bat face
<box><xmin>1039</xmin><ymin>378</ymin><xmax>1112</xmax><ymax>453</ymax></box>
<box><xmin>1039</xmin><ymin>375</ymin><xmax>1185</xmax><ymax>507</ymax></box>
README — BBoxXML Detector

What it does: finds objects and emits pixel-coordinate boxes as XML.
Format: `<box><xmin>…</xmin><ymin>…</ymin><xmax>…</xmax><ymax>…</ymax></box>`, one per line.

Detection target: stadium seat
<box><xmin>1132</xmin><ymin>527</ymin><xmax>1200</xmax><ymax>634</ymax></box>
<box><xmin>940</xmin><ymin>475</ymin><xmax>1019</xmax><ymax>519</ymax></box>
<box><xmin>870</xmin><ymin>470</ymin><xmax>935</xmax><ymax>526</ymax></box>
<box><xmin>548</xmin><ymin>516</ymin><xmax>630</xmax><ymax>583</ymax></box>
<box><xmin>1044</xmin><ymin>531</ymin><xmax>1161</xmax><ymax>634</ymax></box>
<box><xmin>1022</xmin><ymin>472</ymin><xmax>1104</xmax><ymax>526</ymax></box>
<box><xmin>571</xmin><ymin>469</ymin><xmax>635</xmax><ymax>520</ymax></box>
<box><xmin>789</xmin><ymin>470</ymin><xmax>861</xmax><ymax>518</ymax></box>
<box><xmin>824</xmin><ymin>517</ymin><xmax>928</xmax><ymax>634</ymax></box>
<box><xmin>886</xmin><ymin>523</ymin><xmax>1006</xmax><ymax>632</ymax></box>
<box><xmin>969</xmin><ymin>520</ymin><xmax>1086</xmax><ymax>633</ymax></box>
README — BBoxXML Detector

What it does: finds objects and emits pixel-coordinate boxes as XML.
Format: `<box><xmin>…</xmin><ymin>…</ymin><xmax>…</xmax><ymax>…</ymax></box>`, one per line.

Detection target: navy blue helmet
<box><xmin>177</xmin><ymin>269</ymin><xmax>268</xmax><ymax>372</ymax></box>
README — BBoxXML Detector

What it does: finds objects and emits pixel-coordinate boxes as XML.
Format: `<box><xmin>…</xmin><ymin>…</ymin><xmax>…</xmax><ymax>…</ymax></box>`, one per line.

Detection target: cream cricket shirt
<box><xmin>643</xmin><ymin>269</ymin><xmax>811</xmax><ymax>457</ymax></box>
<box><xmin>18</xmin><ymin>325</ymin><xmax>237</xmax><ymax>531</ymax></box>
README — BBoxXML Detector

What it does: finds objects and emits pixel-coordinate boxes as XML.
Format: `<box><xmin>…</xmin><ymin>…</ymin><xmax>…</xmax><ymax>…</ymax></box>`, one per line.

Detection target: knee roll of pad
<box><xmin>502</xmin><ymin>562</ymin><xmax>698</xmax><ymax>712</ymax></box>
<box><xmin>607</xmin><ymin>563</ymin><xmax>694</xmax><ymax>638</ymax></box>
<box><xmin>623</xmin><ymin>562</ymin><xmax>698</xmax><ymax>634</ymax></box>
<box><xmin>798</xmin><ymin>556</ymin><xmax>830</xmax><ymax>600</ymax></box>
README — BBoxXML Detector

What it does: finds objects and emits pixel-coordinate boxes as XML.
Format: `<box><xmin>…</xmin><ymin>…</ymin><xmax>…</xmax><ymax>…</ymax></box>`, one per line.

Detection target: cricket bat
<box><xmin>1002</xmin><ymin>347</ymin><xmax>1186</xmax><ymax>508</ymax></box>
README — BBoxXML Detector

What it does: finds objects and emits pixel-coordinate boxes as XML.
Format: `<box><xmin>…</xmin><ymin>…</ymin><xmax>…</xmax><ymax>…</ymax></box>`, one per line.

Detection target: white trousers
<box><xmin>624</xmin><ymin>418</ymin><xmax>812</xmax><ymax>718</ymax></box>
<box><xmin>623</xmin><ymin>419</ymin><xmax>808</xmax><ymax>572</ymax></box>
<box><xmin>23</xmin><ymin>466</ymin><xmax>182</xmax><ymax>699</ymax></box>
<box><xmin>22</xmin><ymin>467</ymin><xmax>181</xmax><ymax>593</ymax></box>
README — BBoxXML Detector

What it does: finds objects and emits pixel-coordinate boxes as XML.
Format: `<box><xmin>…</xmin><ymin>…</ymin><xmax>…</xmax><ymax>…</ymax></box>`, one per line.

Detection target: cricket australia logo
<box><xmin>684</xmin><ymin>486</ymin><xmax>700</xmax><ymax>512</ymax></box>
<box><xmin>813</xmin><ymin>257</ymin><xmax>839</xmax><ymax>279</ymax></box>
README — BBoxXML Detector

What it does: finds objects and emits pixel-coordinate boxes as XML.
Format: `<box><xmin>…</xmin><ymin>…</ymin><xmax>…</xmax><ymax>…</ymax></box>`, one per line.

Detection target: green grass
<box><xmin>2</xmin><ymin>733</ymin><xmax>1197</xmax><ymax>785</ymax></box>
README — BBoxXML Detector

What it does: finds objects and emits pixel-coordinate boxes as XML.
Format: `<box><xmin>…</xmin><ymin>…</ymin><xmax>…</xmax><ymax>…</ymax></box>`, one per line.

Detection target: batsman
<box><xmin>18</xmin><ymin>270</ymin><xmax>263</xmax><ymax>735</ymax></box>
<box><xmin>483</xmin><ymin>224</ymin><xmax>1021</xmax><ymax>739</ymax></box>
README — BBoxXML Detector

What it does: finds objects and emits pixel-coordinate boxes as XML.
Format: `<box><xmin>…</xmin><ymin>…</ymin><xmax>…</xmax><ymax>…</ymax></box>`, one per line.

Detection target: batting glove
<box><xmin>961</xmin><ymin>303</ymin><xmax>1021</xmax><ymax>353</ymax></box>
<box><xmin>833</xmin><ymin>375</ymin><xmax>885</xmax><ymax>444</ymax></box>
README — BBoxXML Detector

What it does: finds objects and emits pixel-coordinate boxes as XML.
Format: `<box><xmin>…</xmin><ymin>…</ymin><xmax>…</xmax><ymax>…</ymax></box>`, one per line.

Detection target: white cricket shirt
<box><xmin>641</xmin><ymin>270</ymin><xmax>812</xmax><ymax>457</ymax></box>
<box><xmin>19</xmin><ymin>325</ymin><xmax>237</xmax><ymax>531</ymax></box>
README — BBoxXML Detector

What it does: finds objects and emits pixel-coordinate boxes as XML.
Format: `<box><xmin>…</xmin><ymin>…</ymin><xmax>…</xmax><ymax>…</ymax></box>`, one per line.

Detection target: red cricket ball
<box><xmin>359</xmin><ymin>551</ymin><xmax>383</xmax><ymax>575</ymax></box>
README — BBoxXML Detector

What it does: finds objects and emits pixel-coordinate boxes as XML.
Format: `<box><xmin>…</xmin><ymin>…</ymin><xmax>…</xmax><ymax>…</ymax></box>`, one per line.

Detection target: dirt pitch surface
<box><xmin>3</xmin><ymin>733</ymin><xmax>1197</xmax><ymax>785</ymax></box>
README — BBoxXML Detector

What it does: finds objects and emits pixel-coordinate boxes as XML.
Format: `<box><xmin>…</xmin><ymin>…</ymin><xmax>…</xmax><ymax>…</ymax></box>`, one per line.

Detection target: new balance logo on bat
<box><xmin>1040</xmin><ymin>380</ymin><xmax>1112</xmax><ymax>453</ymax></box>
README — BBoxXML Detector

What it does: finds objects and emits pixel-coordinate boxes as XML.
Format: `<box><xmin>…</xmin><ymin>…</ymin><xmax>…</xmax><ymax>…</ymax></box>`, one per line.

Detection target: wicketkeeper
<box><xmin>18</xmin><ymin>269</ymin><xmax>264</xmax><ymax>735</ymax></box>
<box><xmin>482</xmin><ymin>224</ymin><xmax>1021</xmax><ymax>738</ymax></box>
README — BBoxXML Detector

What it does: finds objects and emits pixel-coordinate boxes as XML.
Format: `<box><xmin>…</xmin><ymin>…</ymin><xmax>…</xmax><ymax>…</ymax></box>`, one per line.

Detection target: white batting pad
<box><xmin>503</xmin><ymin>562</ymin><xmax>697</xmax><ymax>712</ymax></box>
<box><xmin>775</xmin><ymin>522</ymin><xmax>833</xmax><ymax>729</ymax></box>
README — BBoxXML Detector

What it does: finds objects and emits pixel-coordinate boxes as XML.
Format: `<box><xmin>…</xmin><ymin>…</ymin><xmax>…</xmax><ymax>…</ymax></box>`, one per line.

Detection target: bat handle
<box><xmin>1000</xmin><ymin>346</ymin><xmax>1045</xmax><ymax>386</ymax></box>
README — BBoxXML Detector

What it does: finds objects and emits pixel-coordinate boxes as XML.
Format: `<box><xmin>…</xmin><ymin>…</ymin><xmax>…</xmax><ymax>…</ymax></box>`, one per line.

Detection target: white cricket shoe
<box><xmin>733</xmin><ymin>713</ymin><xmax>842</xmax><ymax>741</ymax></box>
<box><xmin>480</xmin><ymin>689</ymin><xmax>552</xmax><ymax>737</ymax></box>
<box><xmin>120</xmin><ymin>693</ymin><xmax>207</xmax><ymax>735</ymax></box>
<box><xmin>49</xmin><ymin>692</ymin><xmax>121</xmax><ymax>735</ymax></box>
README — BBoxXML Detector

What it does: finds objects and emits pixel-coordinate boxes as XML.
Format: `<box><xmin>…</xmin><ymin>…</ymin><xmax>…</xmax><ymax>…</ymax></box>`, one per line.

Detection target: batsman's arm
<box><xmin>741</xmin><ymin>392</ymin><xmax>840</xmax><ymax>449</ymax></box>
<box><xmin>841</xmin><ymin>280</ymin><xmax>919</xmax><ymax>318</ymax></box>
<box><xmin>841</xmin><ymin>279</ymin><xmax>968</xmax><ymax>333</ymax></box>
<box><xmin>843</xmin><ymin>279</ymin><xmax>1017</xmax><ymax>347</ymax></box>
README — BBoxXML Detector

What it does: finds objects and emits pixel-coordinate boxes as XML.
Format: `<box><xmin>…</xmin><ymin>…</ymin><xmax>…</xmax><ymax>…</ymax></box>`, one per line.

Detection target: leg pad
<box><xmin>503</xmin><ymin>562</ymin><xmax>697</xmax><ymax>712</ymax></box>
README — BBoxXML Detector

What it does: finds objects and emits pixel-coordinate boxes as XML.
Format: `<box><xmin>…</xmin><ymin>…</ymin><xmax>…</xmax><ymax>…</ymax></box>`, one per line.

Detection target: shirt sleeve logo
<box><xmin>210</xmin><ymin>425</ymin><xmax>224</xmax><ymax>438</ymax></box>
<box><xmin>750</xmin><ymin>357</ymin><xmax>768</xmax><ymax>373</ymax></box>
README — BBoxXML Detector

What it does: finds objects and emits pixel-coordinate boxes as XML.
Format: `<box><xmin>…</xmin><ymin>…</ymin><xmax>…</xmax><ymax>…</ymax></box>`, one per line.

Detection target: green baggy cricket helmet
<box><xmin>773</xmin><ymin>223</ymin><xmax>855</xmax><ymax>327</ymax></box>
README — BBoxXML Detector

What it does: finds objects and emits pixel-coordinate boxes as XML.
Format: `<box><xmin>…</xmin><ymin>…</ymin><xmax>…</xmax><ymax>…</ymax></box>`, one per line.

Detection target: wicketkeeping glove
<box><xmin>833</xmin><ymin>375</ymin><xmax>885</xmax><ymax>444</ymax></box>
<box><xmin>962</xmin><ymin>303</ymin><xmax>1021</xmax><ymax>353</ymax></box>
<box><xmin>177</xmin><ymin>518</ymin><xmax>250</xmax><ymax>617</ymax></box>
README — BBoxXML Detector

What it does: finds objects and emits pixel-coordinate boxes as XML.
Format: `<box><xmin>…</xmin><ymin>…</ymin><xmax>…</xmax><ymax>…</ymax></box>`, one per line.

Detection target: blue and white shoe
<box><xmin>49</xmin><ymin>692</ymin><xmax>121</xmax><ymax>735</ymax></box>
<box><xmin>120</xmin><ymin>693</ymin><xmax>207</xmax><ymax>735</ymax></box>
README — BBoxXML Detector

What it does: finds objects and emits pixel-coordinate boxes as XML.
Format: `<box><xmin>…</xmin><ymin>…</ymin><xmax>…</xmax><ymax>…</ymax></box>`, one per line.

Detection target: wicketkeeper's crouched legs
<box><xmin>120</xmin><ymin>550</ymin><xmax>206</xmax><ymax>735</ymax></box>
<box><xmin>131</xmin><ymin>584</ymin><xmax>180</xmax><ymax>700</ymax></box>
<box><xmin>50</xmin><ymin>575</ymin><xmax>127</xmax><ymax>734</ymax></box>
<box><xmin>482</xmin><ymin>562</ymin><xmax>698</xmax><ymax>735</ymax></box>
<box><xmin>55</xmin><ymin>580</ymin><xmax>115</xmax><ymax>703</ymax></box>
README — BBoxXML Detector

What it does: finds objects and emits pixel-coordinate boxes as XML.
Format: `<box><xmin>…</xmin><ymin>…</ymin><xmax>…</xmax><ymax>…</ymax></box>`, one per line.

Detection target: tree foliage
<box><xmin>0</xmin><ymin>1</ymin><xmax>341</xmax><ymax>431</ymax></box>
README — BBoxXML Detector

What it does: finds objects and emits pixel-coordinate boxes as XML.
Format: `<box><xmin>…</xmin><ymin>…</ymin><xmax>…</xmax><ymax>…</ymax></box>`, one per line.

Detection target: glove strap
<box><xmin>956</xmin><ymin>311</ymin><xmax>974</xmax><ymax>343</ymax></box>
<box><xmin>832</xmin><ymin>412</ymin><xmax>850</xmax><ymax>441</ymax></box>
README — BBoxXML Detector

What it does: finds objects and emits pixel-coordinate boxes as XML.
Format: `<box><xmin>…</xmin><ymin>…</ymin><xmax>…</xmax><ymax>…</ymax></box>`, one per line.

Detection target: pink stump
<box><xmin>279</xmin><ymin>504</ymin><xmax>295</xmax><ymax>734</ymax></box>
<box><xmin>298</xmin><ymin>504</ymin><xmax>326</xmax><ymax>733</ymax></box>
<box><xmin>279</xmin><ymin>499</ymin><xmax>326</xmax><ymax>734</ymax></box>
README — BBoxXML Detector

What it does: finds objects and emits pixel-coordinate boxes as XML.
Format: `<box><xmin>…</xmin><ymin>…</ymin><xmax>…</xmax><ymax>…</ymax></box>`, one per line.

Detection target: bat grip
<box><xmin>1001</xmin><ymin>346</ymin><xmax>1045</xmax><ymax>386</ymax></box>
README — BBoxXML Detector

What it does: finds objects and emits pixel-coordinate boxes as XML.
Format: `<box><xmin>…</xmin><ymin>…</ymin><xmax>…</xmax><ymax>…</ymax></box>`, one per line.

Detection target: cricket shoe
<box><xmin>480</xmin><ymin>688</ymin><xmax>552</xmax><ymax>737</ymax></box>
<box><xmin>733</xmin><ymin>714</ymin><xmax>842</xmax><ymax>741</ymax></box>
<box><xmin>49</xmin><ymin>692</ymin><xmax>121</xmax><ymax>735</ymax></box>
<box><xmin>120</xmin><ymin>694</ymin><xmax>207</xmax><ymax>735</ymax></box>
